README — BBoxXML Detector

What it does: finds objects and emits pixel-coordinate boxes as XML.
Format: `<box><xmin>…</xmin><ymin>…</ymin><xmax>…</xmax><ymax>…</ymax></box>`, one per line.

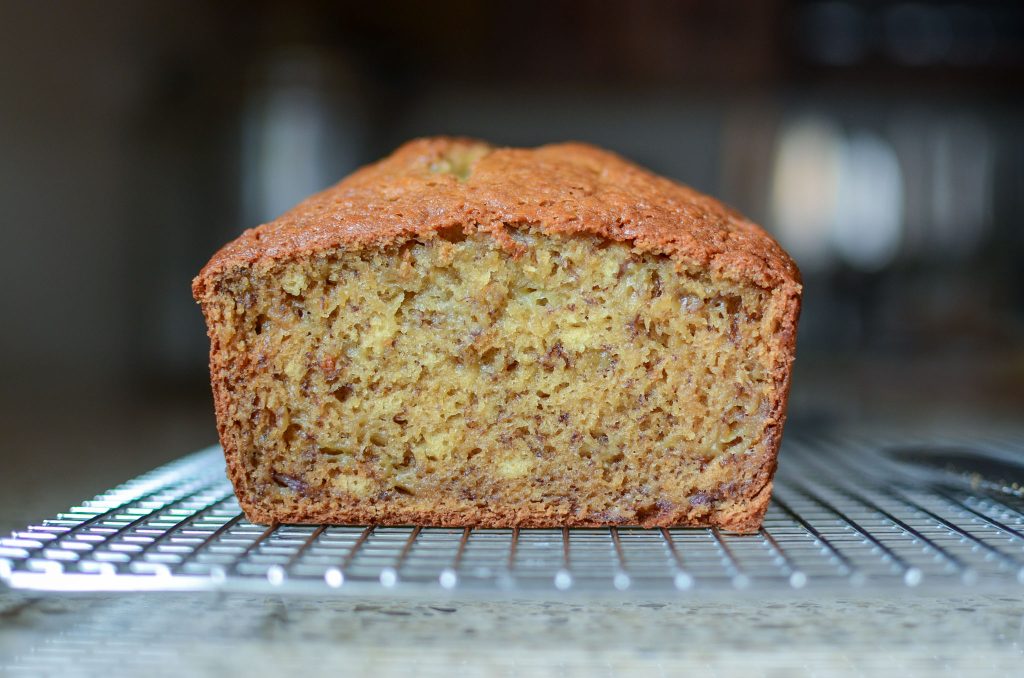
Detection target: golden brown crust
<box><xmin>193</xmin><ymin>137</ymin><xmax>800</xmax><ymax>297</ymax></box>
<box><xmin>194</xmin><ymin>137</ymin><xmax>802</xmax><ymax>533</ymax></box>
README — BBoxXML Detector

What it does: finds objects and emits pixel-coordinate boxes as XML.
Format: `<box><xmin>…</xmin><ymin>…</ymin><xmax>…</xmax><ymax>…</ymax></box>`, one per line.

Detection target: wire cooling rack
<box><xmin>2</xmin><ymin>430</ymin><xmax>1024</xmax><ymax>595</ymax></box>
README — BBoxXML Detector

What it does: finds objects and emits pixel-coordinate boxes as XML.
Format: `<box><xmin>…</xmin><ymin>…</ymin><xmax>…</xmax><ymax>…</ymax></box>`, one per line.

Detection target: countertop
<box><xmin>2</xmin><ymin>590</ymin><xmax>1022</xmax><ymax>676</ymax></box>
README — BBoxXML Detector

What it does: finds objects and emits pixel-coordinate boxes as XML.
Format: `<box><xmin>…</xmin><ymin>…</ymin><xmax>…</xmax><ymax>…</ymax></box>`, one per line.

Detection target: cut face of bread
<box><xmin>195</xmin><ymin>138</ymin><xmax>801</xmax><ymax>531</ymax></box>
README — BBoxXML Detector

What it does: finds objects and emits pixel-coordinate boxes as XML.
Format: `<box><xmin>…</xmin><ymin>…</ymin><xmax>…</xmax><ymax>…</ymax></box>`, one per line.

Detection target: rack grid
<box><xmin>3</xmin><ymin>431</ymin><xmax>1023</xmax><ymax>595</ymax></box>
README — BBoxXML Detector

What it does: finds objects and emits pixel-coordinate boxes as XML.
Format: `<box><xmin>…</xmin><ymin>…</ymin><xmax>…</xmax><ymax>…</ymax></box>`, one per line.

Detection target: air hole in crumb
<box><xmin>369</xmin><ymin>432</ymin><xmax>387</xmax><ymax>447</ymax></box>
<box><xmin>393</xmin><ymin>485</ymin><xmax>415</xmax><ymax>496</ymax></box>
<box><xmin>393</xmin><ymin>413</ymin><xmax>408</xmax><ymax>426</ymax></box>
<box><xmin>398</xmin><ymin>241</ymin><xmax>417</xmax><ymax>264</ymax></box>
<box><xmin>467</xmin><ymin>447</ymin><xmax>482</xmax><ymax>460</ymax></box>
<box><xmin>648</xmin><ymin>327</ymin><xmax>671</xmax><ymax>349</ymax></box>
<box><xmin>330</xmin><ymin>384</ymin><xmax>353</xmax><ymax>403</ymax></box>
<box><xmin>722</xmin><ymin>436</ymin><xmax>744</xmax><ymax>450</ymax></box>
<box><xmin>479</xmin><ymin>347</ymin><xmax>499</xmax><ymax>366</ymax></box>
<box><xmin>505</xmin><ymin>360</ymin><xmax>519</xmax><ymax>371</ymax></box>
<box><xmin>435</xmin><ymin>225</ymin><xmax>468</xmax><ymax>244</ymax></box>
<box><xmin>283</xmin><ymin>424</ymin><xmax>301</xmax><ymax>445</ymax></box>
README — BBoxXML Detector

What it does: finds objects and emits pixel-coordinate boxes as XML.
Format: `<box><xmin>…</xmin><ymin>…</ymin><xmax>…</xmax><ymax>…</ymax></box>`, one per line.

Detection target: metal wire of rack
<box><xmin>2</xmin><ymin>431</ymin><xmax>1024</xmax><ymax>595</ymax></box>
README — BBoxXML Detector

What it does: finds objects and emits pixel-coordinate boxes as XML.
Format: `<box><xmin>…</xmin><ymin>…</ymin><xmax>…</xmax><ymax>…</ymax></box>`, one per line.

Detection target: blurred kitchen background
<box><xmin>1</xmin><ymin>0</ymin><xmax>1022</xmax><ymax>529</ymax></box>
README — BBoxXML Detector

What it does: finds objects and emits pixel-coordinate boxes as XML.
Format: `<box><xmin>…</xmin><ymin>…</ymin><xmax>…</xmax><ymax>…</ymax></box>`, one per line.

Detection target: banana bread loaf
<box><xmin>193</xmin><ymin>138</ymin><xmax>801</xmax><ymax>532</ymax></box>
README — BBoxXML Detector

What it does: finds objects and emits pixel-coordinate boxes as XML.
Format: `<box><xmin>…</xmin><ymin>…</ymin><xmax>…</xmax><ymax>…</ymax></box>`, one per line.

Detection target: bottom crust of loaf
<box><xmin>235</xmin><ymin>481</ymin><xmax>774</xmax><ymax>533</ymax></box>
<box><xmin>201</xmin><ymin>230</ymin><xmax>797</xmax><ymax>534</ymax></box>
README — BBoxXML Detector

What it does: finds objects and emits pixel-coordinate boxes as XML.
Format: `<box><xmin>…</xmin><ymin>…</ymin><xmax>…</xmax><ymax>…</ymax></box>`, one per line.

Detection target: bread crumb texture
<box><xmin>195</xmin><ymin>139</ymin><xmax>801</xmax><ymax>531</ymax></box>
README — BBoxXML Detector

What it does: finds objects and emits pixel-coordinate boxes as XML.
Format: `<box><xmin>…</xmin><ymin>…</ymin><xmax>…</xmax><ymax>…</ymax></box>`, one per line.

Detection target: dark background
<box><xmin>1</xmin><ymin>0</ymin><xmax>1022</xmax><ymax>531</ymax></box>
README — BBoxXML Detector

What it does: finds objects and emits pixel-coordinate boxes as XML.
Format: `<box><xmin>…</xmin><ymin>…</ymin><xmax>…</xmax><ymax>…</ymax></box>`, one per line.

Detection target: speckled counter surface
<box><xmin>2</xmin><ymin>589</ymin><xmax>1022</xmax><ymax>676</ymax></box>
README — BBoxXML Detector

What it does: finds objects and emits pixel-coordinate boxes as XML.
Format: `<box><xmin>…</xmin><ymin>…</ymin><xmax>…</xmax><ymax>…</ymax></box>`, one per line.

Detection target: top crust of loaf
<box><xmin>193</xmin><ymin>138</ymin><xmax>801</xmax><ymax>298</ymax></box>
